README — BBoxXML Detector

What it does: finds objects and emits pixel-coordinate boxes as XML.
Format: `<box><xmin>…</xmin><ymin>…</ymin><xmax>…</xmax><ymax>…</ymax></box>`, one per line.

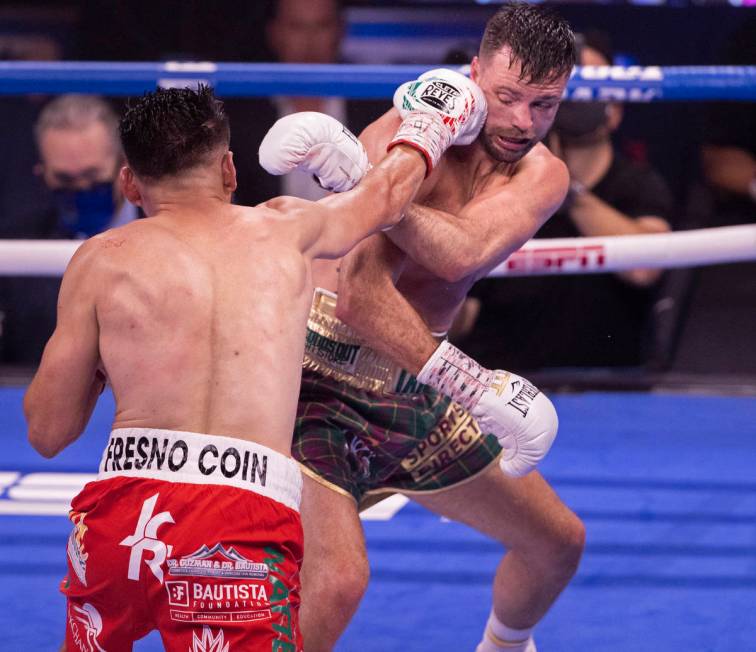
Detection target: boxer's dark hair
<box><xmin>480</xmin><ymin>3</ymin><xmax>576</xmax><ymax>83</ymax></box>
<box><xmin>119</xmin><ymin>85</ymin><xmax>230</xmax><ymax>180</ymax></box>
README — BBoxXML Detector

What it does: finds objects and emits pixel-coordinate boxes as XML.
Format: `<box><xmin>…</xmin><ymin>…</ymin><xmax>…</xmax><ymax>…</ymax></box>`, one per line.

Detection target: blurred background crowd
<box><xmin>0</xmin><ymin>0</ymin><xmax>753</xmax><ymax>391</ymax></box>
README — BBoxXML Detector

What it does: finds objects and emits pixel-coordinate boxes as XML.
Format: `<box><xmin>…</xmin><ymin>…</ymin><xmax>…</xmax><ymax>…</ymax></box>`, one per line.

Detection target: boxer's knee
<box><xmin>534</xmin><ymin>510</ymin><xmax>585</xmax><ymax>582</ymax></box>
<box><xmin>556</xmin><ymin>512</ymin><xmax>585</xmax><ymax>577</ymax></box>
<box><xmin>303</xmin><ymin>545</ymin><xmax>370</xmax><ymax>612</ymax></box>
<box><xmin>327</xmin><ymin>551</ymin><xmax>370</xmax><ymax>610</ymax></box>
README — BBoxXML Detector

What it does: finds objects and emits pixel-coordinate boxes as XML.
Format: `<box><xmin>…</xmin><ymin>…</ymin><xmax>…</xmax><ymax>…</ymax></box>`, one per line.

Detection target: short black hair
<box><xmin>119</xmin><ymin>85</ymin><xmax>230</xmax><ymax>180</ymax></box>
<box><xmin>480</xmin><ymin>3</ymin><xmax>576</xmax><ymax>84</ymax></box>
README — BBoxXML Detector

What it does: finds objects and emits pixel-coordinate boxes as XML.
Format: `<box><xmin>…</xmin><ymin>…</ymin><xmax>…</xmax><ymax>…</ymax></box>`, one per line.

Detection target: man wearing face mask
<box><xmin>461</xmin><ymin>32</ymin><xmax>674</xmax><ymax>370</ymax></box>
<box><xmin>0</xmin><ymin>94</ymin><xmax>137</xmax><ymax>365</ymax></box>
<box><xmin>33</xmin><ymin>94</ymin><xmax>136</xmax><ymax>238</ymax></box>
<box><xmin>547</xmin><ymin>34</ymin><xmax>672</xmax><ymax>288</ymax></box>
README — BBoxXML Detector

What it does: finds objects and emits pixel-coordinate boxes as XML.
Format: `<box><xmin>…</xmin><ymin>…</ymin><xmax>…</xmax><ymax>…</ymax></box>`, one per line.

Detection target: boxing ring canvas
<box><xmin>1</xmin><ymin>386</ymin><xmax>754</xmax><ymax>651</ymax></box>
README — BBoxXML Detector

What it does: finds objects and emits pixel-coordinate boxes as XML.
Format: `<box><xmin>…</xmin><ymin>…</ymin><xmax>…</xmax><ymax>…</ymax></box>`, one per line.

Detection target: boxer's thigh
<box><xmin>300</xmin><ymin>472</ymin><xmax>368</xmax><ymax>582</ymax></box>
<box><xmin>154</xmin><ymin>485</ymin><xmax>304</xmax><ymax>652</ymax></box>
<box><xmin>411</xmin><ymin>465</ymin><xmax>578</xmax><ymax>551</ymax></box>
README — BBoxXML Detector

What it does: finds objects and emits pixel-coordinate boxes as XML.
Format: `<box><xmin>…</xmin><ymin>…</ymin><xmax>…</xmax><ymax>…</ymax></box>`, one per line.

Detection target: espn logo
<box><xmin>504</xmin><ymin>244</ymin><xmax>607</xmax><ymax>274</ymax></box>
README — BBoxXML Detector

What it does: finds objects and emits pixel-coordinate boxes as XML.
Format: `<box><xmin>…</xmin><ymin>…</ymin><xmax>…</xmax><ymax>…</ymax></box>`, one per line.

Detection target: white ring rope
<box><xmin>0</xmin><ymin>224</ymin><xmax>754</xmax><ymax>278</ymax></box>
<box><xmin>489</xmin><ymin>224</ymin><xmax>756</xmax><ymax>277</ymax></box>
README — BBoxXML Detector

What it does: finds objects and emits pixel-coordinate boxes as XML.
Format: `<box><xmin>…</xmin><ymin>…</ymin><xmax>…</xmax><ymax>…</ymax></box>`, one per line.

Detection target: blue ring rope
<box><xmin>0</xmin><ymin>62</ymin><xmax>754</xmax><ymax>101</ymax></box>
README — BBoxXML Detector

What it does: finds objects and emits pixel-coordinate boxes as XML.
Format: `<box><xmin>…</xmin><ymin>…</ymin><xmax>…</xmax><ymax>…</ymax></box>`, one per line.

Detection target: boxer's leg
<box><xmin>299</xmin><ymin>473</ymin><xmax>370</xmax><ymax>652</ymax></box>
<box><xmin>412</xmin><ymin>466</ymin><xmax>585</xmax><ymax>647</ymax></box>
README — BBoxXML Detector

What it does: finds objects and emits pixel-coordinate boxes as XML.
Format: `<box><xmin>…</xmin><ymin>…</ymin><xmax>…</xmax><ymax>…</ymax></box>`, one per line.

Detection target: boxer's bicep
<box><xmin>460</xmin><ymin>153</ymin><xmax>569</xmax><ymax>272</ymax></box>
<box><xmin>379</xmin><ymin>157</ymin><xmax>566</xmax><ymax>280</ymax></box>
<box><xmin>25</xmin><ymin>241</ymin><xmax>104</xmax><ymax>457</ymax></box>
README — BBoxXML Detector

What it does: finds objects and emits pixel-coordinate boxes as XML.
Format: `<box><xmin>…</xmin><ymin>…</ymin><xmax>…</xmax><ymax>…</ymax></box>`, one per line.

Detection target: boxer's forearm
<box><xmin>339</xmin><ymin>284</ymin><xmax>439</xmax><ymax>375</ymax></box>
<box><xmin>316</xmin><ymin>146</ymin><xmax>427</xmax><ymax>257</ymax></box>
<box><xmin>386</xmin><ymin>148</ymin><xmax>568</xmax><ymax>281</ymax></box>
<box><xmin>385</xmin><ymin>203</ymin><xmax>483</xmax><ymax>282</ymax></box>
<box><xmin>336</xmin><ymin>237</ymin><xmax>439</xmax><ymax>374</ymax></box>
<box><xmin>359</xmin><ymin>146</ymin><xmax>428</xmax><ymax>232</ymax></box>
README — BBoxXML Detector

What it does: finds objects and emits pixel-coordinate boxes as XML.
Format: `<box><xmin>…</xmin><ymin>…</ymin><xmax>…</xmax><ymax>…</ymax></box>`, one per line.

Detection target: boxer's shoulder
<box><xmin>516</xmin><ymin>142</ymin><xmax>569</xmax><ymax>182</ymax></box>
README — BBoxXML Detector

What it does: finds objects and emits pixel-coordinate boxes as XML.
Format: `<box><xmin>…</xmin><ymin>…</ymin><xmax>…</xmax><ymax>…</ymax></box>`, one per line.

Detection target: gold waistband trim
<box><xmin>303</xmin><ymin>288</ymin><xmax>421</xmax><ymax>394</ymax></box>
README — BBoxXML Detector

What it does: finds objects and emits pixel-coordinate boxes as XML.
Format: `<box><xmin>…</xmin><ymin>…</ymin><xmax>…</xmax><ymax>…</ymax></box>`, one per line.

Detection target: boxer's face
<box><xmin>471</xmin><ymin>46</ymin><xmax>567</xmax><ymax>163</ymax></box>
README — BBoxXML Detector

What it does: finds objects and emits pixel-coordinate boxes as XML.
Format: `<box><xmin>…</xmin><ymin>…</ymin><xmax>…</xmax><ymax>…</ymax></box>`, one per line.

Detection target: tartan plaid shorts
<box><xmin>293</xmin><ymin>368</ymin><xmax>502</xmax><ymax>507</ymax></box>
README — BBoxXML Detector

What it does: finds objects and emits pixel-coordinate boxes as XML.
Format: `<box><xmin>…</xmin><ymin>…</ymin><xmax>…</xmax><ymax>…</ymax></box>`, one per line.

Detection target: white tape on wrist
<box><xmin>388</xmin><ymin>111</ymin><xmax>452</xmax><ymax>175</ymax></box>
<box><xmin>417</xmin><ymin>340</ymin><xmax>493</xmax><ymax>412</ymax></box>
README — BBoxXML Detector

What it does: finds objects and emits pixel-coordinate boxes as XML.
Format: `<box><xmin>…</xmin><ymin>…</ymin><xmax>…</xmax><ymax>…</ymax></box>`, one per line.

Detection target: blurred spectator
<box><xmin>549</xmin><ymin>34</ymin><xmax>672</xmax><ymax>286</ymax></box>
<box><xmin>0</xmin><ymin>94</ymin><xmax>135</xmax><ymax>366</ymax></box>
<box><xmin>0</xmin><ymin>6</ymin><xmax>71</xmax><ymax>240</ymax></box>
<box><xmin>457</xmin><ymin>33</ymin><xmax>675</xmax><ymax>371</ymax></box>
<box><xmin>76</xmin><ymin>1</ymin><xmax>268</xmax><ymax>62</ymax></box>
<box><xmin>671</xmin><ymin>16</ymin><xmax>756</xmax><ymax>376</ymax></box>
<box><xmin>29</xmin><ymin>94</ymin><xmax>136</xmax><ymax>238</ymax></box>
<box><xmin>229</xmin><ymin>0</ymin><xmax>385</xmax><ymax>206</ymax></box>
<box><xmin>700</xmin><ymin>16</ymin><xmax>756</xmax><ymax>222</ymax></box>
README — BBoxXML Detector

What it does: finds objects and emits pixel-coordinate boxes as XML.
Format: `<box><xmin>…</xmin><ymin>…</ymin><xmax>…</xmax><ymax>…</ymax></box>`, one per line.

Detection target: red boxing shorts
<box><xmin>62</xmin><ymin>428</ymin><xmax>303</xmax><ymax>652</ymax></box>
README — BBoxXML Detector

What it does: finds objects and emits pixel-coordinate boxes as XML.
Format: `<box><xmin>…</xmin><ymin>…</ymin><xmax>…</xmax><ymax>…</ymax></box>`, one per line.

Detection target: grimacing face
<box><xmin>471</xmin><ymin>46</ymin><xmax>568</xmax><ymax>163</ymax></box>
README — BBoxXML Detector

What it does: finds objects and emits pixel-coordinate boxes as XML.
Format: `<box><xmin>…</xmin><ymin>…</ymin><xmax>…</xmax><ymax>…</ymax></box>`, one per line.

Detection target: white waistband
<box><xmin>98</xmin><ymin>429</ymin><xmax>302</xmax><ymax>512</ymax></box>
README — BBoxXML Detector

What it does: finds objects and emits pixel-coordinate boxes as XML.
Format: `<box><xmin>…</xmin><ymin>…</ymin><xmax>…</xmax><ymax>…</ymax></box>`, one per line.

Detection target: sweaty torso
<box><xmin>315</xmin><ymin>112</ymin><xmax>516</xmax><ymax>333</ymax></box>
<box><xmin>395</xmin><ymin>149</ymin><xmax>513</xmax><ymax>331</ymax></box>
<box><xmin>95</xmin><ymin>205</ymin><xmax>312</xmax><ymax>456</ymax></box>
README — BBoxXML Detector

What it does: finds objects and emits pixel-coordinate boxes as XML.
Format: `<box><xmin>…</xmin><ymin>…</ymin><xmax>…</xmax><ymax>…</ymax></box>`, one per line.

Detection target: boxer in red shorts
<box><xmin>24</xmin><ymin>84</ymin><xmax>486</xmax><ymax>650</ymax></box>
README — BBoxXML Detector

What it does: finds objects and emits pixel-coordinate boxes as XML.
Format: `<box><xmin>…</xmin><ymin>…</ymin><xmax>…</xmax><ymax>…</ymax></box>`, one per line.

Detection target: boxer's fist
<box><xmin>259</xmin><ymin>112</ymin><xmax>369</xmax><ymax>193</ymax></box>
<box><xmin>388</xmin><ymin>69</ymin><xmax>487</xmax><ymax>174</ymax></box>
<box><xmin>417</xmin><ymin>341</ymin><xmax>558</xmax><ymax>477</ymax></box>
<box><xmin>470</xmin><ymin>373</ymin><xmax>558</xmax><ymax>477</ymax></box>
<box><xmin>393</xmin><ymin>68</ymin><xmax>488</xmax><ymax>146</ymax></box>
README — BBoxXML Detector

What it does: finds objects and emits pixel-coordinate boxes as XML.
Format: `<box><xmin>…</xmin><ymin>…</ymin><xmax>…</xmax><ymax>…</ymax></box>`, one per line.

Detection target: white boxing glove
<box><xmin>417</xmin><ymin>341</ymin><xmax>558</xmax><ymax>478</ymax></box>
<box><xmin>394</xmin><ymin>68</ymin><xmax>488</xmax><ymax>146</ymax></box>
<box><xmin>258</xmin><ymin>112</ymin><xmax>369</xmax><ymax>193</ymax></box>
<box><xmin>388</xmin><ymin>68</ymin><xmax>488</xmax><ymax>174</ymax></box>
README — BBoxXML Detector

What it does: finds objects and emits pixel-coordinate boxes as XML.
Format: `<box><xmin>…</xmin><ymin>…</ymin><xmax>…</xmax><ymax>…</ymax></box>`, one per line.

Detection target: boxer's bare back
<box><xmin>25</xmin><ymin>145</ymin><xmax>428</xmax><ymax>459</ymax></box>
<box><xmin>92</xmin><ymin>202</ymin><xmax>316</xmax><ymax>455</ymax></box>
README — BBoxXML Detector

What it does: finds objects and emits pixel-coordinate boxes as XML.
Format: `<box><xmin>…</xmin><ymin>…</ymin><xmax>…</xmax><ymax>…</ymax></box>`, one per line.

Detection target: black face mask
<box><xmin>52</xmin><ymin>182</ymin><xmax>116</xmax><ymax>238</ymax></box>
<box><xmin>553</xmin><ymin>101</ymin><xmax>609</xmax><ymax>140</ymax></box>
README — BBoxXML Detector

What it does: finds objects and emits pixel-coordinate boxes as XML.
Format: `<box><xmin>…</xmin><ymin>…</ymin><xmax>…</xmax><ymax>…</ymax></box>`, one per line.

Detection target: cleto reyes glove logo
<box><xmin>419</xmin><ymin>80</ymin><xmax>461</xmax><ymax>112</ymax></box>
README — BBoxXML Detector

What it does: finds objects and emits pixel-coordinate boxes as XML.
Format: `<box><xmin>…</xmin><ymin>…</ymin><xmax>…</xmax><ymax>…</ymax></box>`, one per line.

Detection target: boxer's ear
<box><xmin>471</xmin><ymin>56</ymin><xmax>481</xmax><ymax>83</ymax></box>
<box><xmin>119</xmin><ymin>166</ymin><xmax>142</xmax><ymax>207</ymax></box>
<box><xmin>221</xmin><ymin>151</ymin><xmax>237</xmax><ymax>194</ymax></box>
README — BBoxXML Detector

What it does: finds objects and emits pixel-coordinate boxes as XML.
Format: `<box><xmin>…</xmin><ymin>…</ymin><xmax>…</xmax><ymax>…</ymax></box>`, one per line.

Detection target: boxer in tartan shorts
<box><xmin>294</xmin><ymin>288</ymin><xmax>502</xmax><ymax>509</ymax></box>
<box><xmin>292</xmin><ymin>6</ymin><xmax>586</xmax><ymax>652</ymax></box>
